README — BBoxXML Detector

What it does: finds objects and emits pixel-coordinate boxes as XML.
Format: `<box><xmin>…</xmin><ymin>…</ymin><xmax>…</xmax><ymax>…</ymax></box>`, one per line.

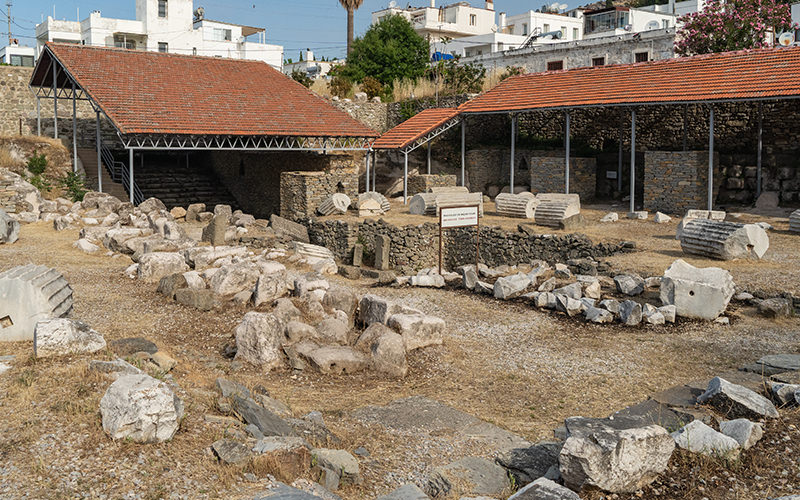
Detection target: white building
<box><xmin>372</xmin><ymin>0</ymin><xmax>498</xmax><ymax>44</ymax></box>
<box><xmin>0</xmin><ymin>43</ymin><xmax>36</xmax><ymax>67</ymax></box>
<box><xmin>282</xmin><ymin>50</ymin><xmax>343</xmax><ymax>80</ymax></box>
<box><xmin>639</xmin><ymin>0</ymin><xmax>704</xmax><ymax>18</ymax></box>
<box><xmin>582</xmin><ymin>7</ymin><xmax>678</xmax><ymax>40</ymax></box>
<box><xmin>34</xmin><ymin>0</ymin><xmax>283</xmax><ymax>69</ymax></box>
<box><xmin>502</xmin><ymin>11</ymin><xmax>584</xmax><ymax>42</ymax></box>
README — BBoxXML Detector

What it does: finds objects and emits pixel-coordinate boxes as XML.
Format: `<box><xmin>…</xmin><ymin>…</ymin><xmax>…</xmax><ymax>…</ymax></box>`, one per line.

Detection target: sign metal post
<box><xmin>438</xmin><ymin>205</ymin><xmax>480</xmax><ymax>275</ymax></box>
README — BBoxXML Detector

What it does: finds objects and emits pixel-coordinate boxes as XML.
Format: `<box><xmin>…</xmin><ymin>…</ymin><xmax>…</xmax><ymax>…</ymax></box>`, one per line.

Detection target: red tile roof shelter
<box><xmin>374</xmin><ymin>47</ymin><xmax>800</xmax><ymax>209</ymax></box>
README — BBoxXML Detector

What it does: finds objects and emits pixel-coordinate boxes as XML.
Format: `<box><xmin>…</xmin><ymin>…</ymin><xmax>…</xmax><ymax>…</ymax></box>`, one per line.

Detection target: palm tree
<box><xmin>339</xmin><ymin>0</ymin><xmax>365</xmax><ymax>56</ymax></box>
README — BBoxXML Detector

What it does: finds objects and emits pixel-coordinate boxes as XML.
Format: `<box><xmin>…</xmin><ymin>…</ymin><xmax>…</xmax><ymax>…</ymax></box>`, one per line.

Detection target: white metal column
<box><xmin>52</xmin><ymin>63</ymin><xmax>58</xmax><ymax>139</ymax></box>
<box><xmin>427</xmin><ymin>141</ymin><xmax>431</xmax><ymax>174</ymax></box>
<box><xmin>129</xmin><ymin>149</ymin><xmax>135</xmax><ymax>204</ymax></box>
<box><xmin>756</xmin><ymin>103</ymin><xmax>763</xmax><ymax>199</ymax></box>
<box><xmin>630</xmin><ymin>109</ymin><xmax>636</xmax><ymax>214</ymax></box>
<box><xmin>36</xmin><ymin>97</ymin><xmax>41</xmax><ymax>136</ymax></box>
<box><xmin>565</xmin><ymin>111</ymin><xmax>571</xmax><ymax>194</ymax></box>
<box><xmin>72</xmin><ymin>82</ymin><xmax>77</xmax><ymax>173</ymax></box>
<box><xmin>618</xmin><ymin>115</ymin><xmax>623</xmax><ymax>193</ymax></box>
<box><xmin>372</xmin><ymin>151</ymin><xmax>376</xmax><ymax>190</ymax></box>
<box><xmin>365</xmin><ymin>151</ymin><xmax>371</xmax><ymax>192</ymax></box>
<box><xmin>403</xmin><ymin>152</ymin><xmax>409</xmax><ymax>204</ymax></box>
<box><xmin>708</xmin><ymin>107</ymin><xmax>715</xmax><ymax>211</ymax></box>
<box><xmin>461</xmin><ymin>120</ymin><xmax>466</xmax><ymax>187</ymax></box>
<box><xmin>510</xmin><ymin>114</ymin><xmax>516</xmax><ymax>193</ymax></box>
<box><xmin>96</xmin><ymin>110</ymin><xmax>102</xmax><ymax>193</ymax></box>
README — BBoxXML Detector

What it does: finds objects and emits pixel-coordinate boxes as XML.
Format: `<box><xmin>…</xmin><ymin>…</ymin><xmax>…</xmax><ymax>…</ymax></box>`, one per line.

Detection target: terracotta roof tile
<box><xmin>372</xmin><ymin>108</ymin><xmax>461</xmax><ymax>150</ymax></box>
<box><xmin>32</xmin><ymin>43</ymin><xmax>379</xmax><ymax>138</ymax></box>
<box><xmin>459</xmin><ymin>47</ymin><xmax>800</xmax><ymax>114</ymax></box>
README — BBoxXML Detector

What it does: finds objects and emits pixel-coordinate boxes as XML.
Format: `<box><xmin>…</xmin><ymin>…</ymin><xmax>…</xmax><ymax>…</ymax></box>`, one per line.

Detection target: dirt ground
<box><xmin>0</xmin><ymin>214</ymin><xmax>798</xmax><ymax>499</ymax></box>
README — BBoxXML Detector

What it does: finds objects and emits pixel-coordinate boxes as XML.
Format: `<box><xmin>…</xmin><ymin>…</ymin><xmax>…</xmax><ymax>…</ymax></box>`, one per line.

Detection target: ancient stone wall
<box><xmin>330</xmin><ymin>99</ymin><xmax>389</xmax><ymax>134</ymax></box>
<box><xmin>643</xmin><ymin>151</ymin><xmax>721</xmax><ymax>214</ymax></box>
<box><xmin>407</xmin><ymin>174</ymin><xmax>458</xmax><ymax>196</ymax></box>
<box><xmin>529</xmin><ymin>156</ymin><xmax>597</xmax><ymax>201</ymax></box>
<box><xmin>205</xmin><ymin>151</ymin><xmax>360</xmax><ymax>219</ymax></box>
<box><xmin>308</xmin><ymin>218</ymin><xmax>621</xmax><ymax>274</ymax></box>
<box><xmin>280</xmin><ymin>168</ymin><xmax>359</xmax><ymax>221</ymax></box>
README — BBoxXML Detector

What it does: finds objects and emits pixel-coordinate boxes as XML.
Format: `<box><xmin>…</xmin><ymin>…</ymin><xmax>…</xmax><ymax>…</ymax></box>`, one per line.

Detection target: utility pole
<box><xmin>6</xmin><ymin>1</ymin><xmax>12</xmax><ymax>46</ymax></box>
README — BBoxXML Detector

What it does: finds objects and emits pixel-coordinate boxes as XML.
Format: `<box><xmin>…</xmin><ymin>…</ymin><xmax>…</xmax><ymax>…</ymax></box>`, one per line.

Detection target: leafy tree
<box><xmin>330</xmin><ymin>75</ymin><xmax>352</xmax><ymax>98</ymax></box>
<box><xmin>291</xmin><ymin>70</ymin><xmax>313</xmax><ymax>88</ymax></box>
<box><xmin>426</xmin><ymin>57</ymin><xmax>486</xmax><ymax>95</ymax></box>
<box><xmin>339</xmin><ymin>14</ymin><xmax>430</xmax><ymax>87</ymax></box>
<box><xmin>675</xmin><ymin>0</ymin><xmax>796</xmax><ymax>56</ymax></box>
<box><xmin>338</xmin><ymin>0</ymin><xmax>365</xmax><ymax>55</ymax></box>
<box><xmin>361</xmin><ymin>76</ymin><xmax>384</xmax><ymax>99</ymax></box>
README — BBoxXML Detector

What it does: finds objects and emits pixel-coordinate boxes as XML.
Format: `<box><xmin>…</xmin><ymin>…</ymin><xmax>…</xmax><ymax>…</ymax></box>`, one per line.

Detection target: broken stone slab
<box><xmin>697</xmin><ymin>377</ymin><xmax>779</xmax><ymax>419</ymax></box>
<box><xmin>138</xmin><ymin>197</ymin><xmax>167</xmax><ymax>214</ymax></box>
<box><xmin>359</xmin><ymin>294</ymin><xmax>421</xmax><ymax>326</ymax></box>
<box><xmin>680</xmin><ymin>219</ymin><xmax>769</xmax><ymax>260</ymax></box>
<box><xmin>553</xmin><ymin>282</ymin><xmax>582</xmax><ymax>300</ymax></box>
<box><xmin>89</xmin><ymin>359</ymin><xmax>143</xmax><ymax>378</ymax></box>
<box><xmin>0</xmin><ymin>264</ymin><xmax>73</xmax><ymax>342</ymax></box>
<box><xmin>600</xmin><ymin>212</ymin><xmax>618</xmax><ymax>223</ymax></box>
<box><xmin>493</xmin><ymin>273</ymin><xmax>532</xmax><ymax>299</ymax></box>
<box><xmin>271</xmin><ymin>214</ymin><xmax>310</xmax><ymax>243</ymax></box>
<box><xmin>660</xmin><ymin>259</ymin><xmax>735</xmax><ymax>321</ymax></box>
<box><xmin>212</xmin><ymin>438</ymin><xmax>253</xmax><ymax>465</ymax></box>
<box><xmin>312</xmin><ymin>448</ymin><xmax>361</xmax><ymax>485</ymax></box>
<box><xmin>100</xmin><ymin>373</ymin><xmax>183</xmax><ymax>443</ymax></box>
<box><xmin>201</xmin><ymin>214</ymin><xmax>229</xmax><ymax>246</ymax></box>
<box><xmin>628</xmin><ymin>211</ymin><xmax>648</xmax><ymax>220</ymax></box>
<box><xmin>375</xmin><ymin>484</ymin><xmax>430</xmax><ymax>500</ymax></box>
<box><xmin>368</xmin><ymin>330</ymin><xmax>408</xmax><ymax>378</ymax></box>
<box><xmin>496</xmin><ymin>441</ymin><xmax>562</xmax><ymax>486</ymax></box>
<box><xmin>253</xmin><ymin>273</ymin><xmax>289</xmax><ymax>307</ymax></box>
<box><xmin>768</xmin><ymin>381</ymin><xmax>800</xmax><ymax>406</ymax></box>
<box><xmin>559</xmin><ymin>424</ymin><xmax>674</xmax><ymax>493</ymax></box>
<box><xmin>508</xmin><ymin>477</ymin><xmax>580</xmax><ymax>500</ymax></box>
<box><xmin>555</xmin><ymin>295</ymin><xmax>583</xmax><ymax>317</ymax></box>
<box><xmin>610</xmin><ymin>399</ymin><xmax>698</xmax><ymax>431</ymax></box>
<box><xmin>73</xmin><ymin>238</ymin><xmax>100</xmax><ymax>253</ymax></box>
<box><xmin>427</xmin><ymin>457</ymin><xmax>510</xmax><ymax>498</ymax></box>
<box><xmin>34</xmin><ymin>318</ymin><xmax>106</xmax><ymax>358</ymax></box>
<box><xmin>719</xmin><ymin>418</ymin><xmax>763</xmax><ymax>450</ymax></box>
<box><xmin>0</xmin><ymin>209</ymin><xmax>20</xmax><ymax>244</ymax></box>
<box><xmin>410</xmin><ymin>275</ymin><xmax>445</xmax><ymax>288</ymax></box>
<box><xmin>654</xmin><ymin>212</ymin><xmax>672</xmax><ymax>224</ymax></box>
<box><xmin>234</xmin><ymin>312</ymin><xmax>286</xmax><ymax>371</ymax></box>
<box><xmin>614</xmin><ymin>274</ymin><xmax>645</xmax><ymax>296</ymax></box>
<box><xmin>538</xmin><ymin>277</ymin><xmax>556</xmax><ymax>292</ymax></box>
<box><xmin>233</xmin><ymin>395</ymin><xmax>295</xmax><ymax>437</ymax></box>
<box><xmin>387</xmin><ymin>313</ymin><xmax>445</xmax><ymax>352</ymax></box>
<box><xmin>307</xmin><ymin>346</ymin><xmax>368</xmax><ymax>375</ymax></box>
<box><xmin>137</xmin><ymin>252</ymin><xmax>189</xmax><ymax>283</ymax></box>
<box><xmin>658</xmin><ymin>305</ymin><xmax>677</xmax><ymax>323</ymax></box>
<box><xmin>619</xmin><ymin>300</ymin><xmax>642</xmax><ymax>326</ymax></box>
<box><xmin>175</xmin><ymin>288</ymin><xmax>217</xmax><ymax>311</ymax></box>
<box><xmin>758</xmin><ymin>298</ymin><xmax>794</xmax><ymax>318</ymax></box>
<box><xmin>209</xmin><ymin>261</ymin><xmax>260</xmax><ymax>296</ymax></box>
<box><xmin>644</xmin><ymin>309</ymin><xmax>666</xmax><ymax>325</ymax></box>
<box><xmin>599</xmin><ymin>299</ymin><xmax>620</xmax><ymax>315</ymax></box>
<box><xmin>671</xmin><ymin>420</ymin><xmax>740</xmax><ymax>459</ymax></box>
<box><xmin>585</xmin><ymin>306</ymin><xmax>613</xmax><ymax>324</ymax></box>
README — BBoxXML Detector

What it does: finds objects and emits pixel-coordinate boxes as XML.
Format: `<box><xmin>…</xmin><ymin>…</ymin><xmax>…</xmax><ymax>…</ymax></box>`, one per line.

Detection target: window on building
<box><xmin>635</xmin><ymin>51</ymin><xmax>649</xmax><ymax>63</ymax></box>
<box><xmin>192</xmin><ymin>47</ymin><xmax>197</xmax><ymax>55</ymax></box>
<box><xmin>113</xmin><ymin>35</ymin><xmax>135</xmax><ymax>50</ymax></box>
<box><xmin>547</xmin><ymin>60</ymin><xmax>563</xmax><ymax>71</ymax></box>
<box><xmin>158</xmin><ymin>0</ymin><xmax>168</xmax><ymax>18</ymax></box>
<box><xmin>470</xmin><ymin>14</ymin><xmax>477</xmax><ymax>26</ymax></box>
<box><xmin>158</xmin><ymin>42</ymin><xmax>168</xmax><ymax>53</ymax></box>
<box><xmin>522</xmin><ymin>23</ymin><xmax>528</xmax><ymax>35</ymax></box>
<box><xmin>662</xmin><ymin>19</ymin><xmax>670</xmax><ymax>29</ymax></box>
<box><xmin>212</xmin><ymin>28</ymin><xmax>232</xmax><ymax>41</ymax></box>
<box><xmin>561</xmin><ymin>26</ymin><xmax>567</xmax><ymax>37</ymax></box>
<box><xmin>9</xmin><ymin>55</ymin><xmax>34</xmax><ymax>67</ymax></box>
<box><xmin>592</xmin><ymin>56</ymin><xmax>605</xmax><ymax>66</ymax></box>
<box><xmin>543</xmin><ymin>23</ymin><xmax>550</xmax><ymax>33</ymax></box>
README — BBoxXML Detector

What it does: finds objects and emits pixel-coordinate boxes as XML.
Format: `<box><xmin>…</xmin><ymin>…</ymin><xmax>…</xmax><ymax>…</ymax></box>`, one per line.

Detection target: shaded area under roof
<box><xmin>372</xmin><ymin>108</ymin><xmax>461</xmax><ymax>150</ymax></box>
<box><xmin>30</xmin><ymin>43</ymin><xmax>379</xmax><ymax>139</ymax></box>
<box><xmin>458</xmin><ymin>47</ymin><xmax>800</xmax><ymax>114</ymax></box>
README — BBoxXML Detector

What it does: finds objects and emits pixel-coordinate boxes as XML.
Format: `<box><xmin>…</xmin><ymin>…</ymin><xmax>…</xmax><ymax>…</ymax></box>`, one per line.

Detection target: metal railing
<box><xmin>100</xmin><ymin>145</ymin><xmax>144</xmax><ymax>205</ymax></box>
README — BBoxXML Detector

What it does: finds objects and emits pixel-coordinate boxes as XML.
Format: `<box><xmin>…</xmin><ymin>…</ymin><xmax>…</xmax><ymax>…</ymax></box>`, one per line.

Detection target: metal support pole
<box><xmin>52</xmin><ymin>63</ymin><xmax>58</xmax><ymax>139</ymax></box>
<box><xmin>403</xmin><ymin>152</ymin><xmax>409</xmax><ymax>204</ymax></box>
<box><xmin>461</xmin><ymin>120</ymin><xmax>466</xmax><ymax>187</ymax></box>
<box><xmin>708</xmin><ymin>106</ymin><xmax>714</xmax><ymax>211</ymax></box>
<box><xmin>427</xmin><ymin>141</ymin><xmax>431</xmax><ymax>175</ymax></box>
<box><xmin>36</xmin><ymin>97</ymin><xmax>41</xmax><ymax>136</ymax></box>
<box><xmin>510</xmin><ymin>114</ymin><xmax>516</xmax><ymax>193</ymax></box>
<box><xmin>372</xmin><ymin>151</ymin><xmax>376</xmax><ymax>190</ymax></box>
<box><xmin>683</xmin><ymin>104</ymin><xmax>688</xmax><ymax>151</ymax></box>
<box><xmin>618</xmin><ymin>115</ymin><xmax>623</xmax><ymax>193</ymax></box>
<box><xmin>365</xmin><ymin>151</ymin><xmax>370</xmax><ymax>192</ymax></box>
<box><xmin>630</xmin><ymin>109</ymin><xmax>636</xmax><ymax>214</ymax></box>
<box><xmin>129</xmin><ymin>149</ymin><xmax>135</xmax><ymax>204</ymax></box>
<box><xmin>756</xmin><ymin>103</ymin><xmax>763</xmax><ymax>199</ymax></box>
<box><xmin>96</xmin><ymin>110</ymin><xmax>102</xmax><ymax>193</ymax></box>
<box><xmin>565</xmin><ymin>111</ymin><xmax>571</xmax><ymax>194</ymax></box>
<box><xmin>72</xmin><ymin>82</ymin><xmax>77</xmax><ymax>173</ymax></box>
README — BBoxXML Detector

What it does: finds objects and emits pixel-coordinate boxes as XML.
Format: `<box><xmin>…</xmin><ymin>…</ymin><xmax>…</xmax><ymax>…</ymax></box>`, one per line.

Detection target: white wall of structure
<box><xmin>584</xmin><ymin>8</ymin><xmax>678</xmax><ymax>40</ymax></box>
<box><xmin>372</xmin><ymin>1</ymin><xmax>497</xmax><ymax>43</ymax></box>
<box><xmin>504</xmin><ymin>11</ymin><xmax>583</xmax><ymax>41</ymax></box>
<box><xmin>34</xmin><ymin>0</ymin><xmax>283</xmax><ymax>68</ymax></box>
<box><xmin>0</xmin><ymin>45</ymin><xmax>37</xmax><ymax>66</ymax></box>
<box><xmin>793</xmin><ymin>3</ymin><xmax>800</xmax><ymax>26</ymax></box>
<box><xmin>282</xmin><ymin>50</ymin><xmax>342</xmax><ymax>79</ymax></box>
<box><xmin>452</xmin><ymin>33</ymin><xmax>527</xmax><ymax>57</ymax></box>
<box><xmin>641</xmin><ymin>0</ymin><xmax>704</xmax><ymax>18</ymax></box>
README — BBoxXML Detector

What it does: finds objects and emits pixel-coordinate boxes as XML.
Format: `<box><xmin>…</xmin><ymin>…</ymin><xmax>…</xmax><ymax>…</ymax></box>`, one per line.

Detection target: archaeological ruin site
<box><xmin>0</xmin><ymin>42</ymin><xmax>798</xmax><ymax>500</ymax></box>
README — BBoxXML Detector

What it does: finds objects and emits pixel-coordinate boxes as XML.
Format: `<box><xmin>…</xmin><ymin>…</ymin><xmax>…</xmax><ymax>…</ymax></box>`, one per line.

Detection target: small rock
<box><xmin>671</xmin><ymin>420</ymin><xmax>740</xmax><ymax>459</ymax></box>
<box><xmin>719</xmin><ymin>419</ymin><xmax>763</xmax><ymax>450</ymax></box>
<box><xmin>698</xmin><ymin>377</ymin><xmax>779</xmax><ymax>419</ymax></box>
<box><xmin>654</xmin><ymin>212</ymin><xmax>672</xmax><ymax>224</ymax></box>
<box><xmin>212</xmin><ymin>438</ymin><xmax>253</xmax><ymax>464</ymax></box>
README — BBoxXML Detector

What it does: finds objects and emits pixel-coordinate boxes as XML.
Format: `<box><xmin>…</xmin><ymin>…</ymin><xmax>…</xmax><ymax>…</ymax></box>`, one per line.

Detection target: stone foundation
<box><xmin>529</xmin><ymin>155</ymin><xmax>597</xmax><ymax>201</ymax></box>
<box><xmin>407</xmin><ymin>174</ymin><xmax>458</xmax><ymax>196</ymax></box>
<box><xmin>280</xmin><ymin>169</ymin><xmax>359</xmax><ymax>221</ymax></box>
<box><xmin>644</xmin><ymin>151</ymin><xmax>721</xmax><ymax>214</ymax></box>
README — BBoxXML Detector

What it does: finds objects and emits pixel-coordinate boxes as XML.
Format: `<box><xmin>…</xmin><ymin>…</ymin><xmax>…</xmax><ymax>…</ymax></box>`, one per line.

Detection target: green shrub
<box><xmin>27</xmin><ymin>174</ymin><xmax>52</xmax><ymax>193</ymax></box>
<box><xmin>361</xmin><ymin>76</ymin><xmax>383</xmax><ymax>100</ymax></box>
<box><xmin>290</xmin><ymin>70</ymin><xmax>313</xmax><ymax>88</ymax></box>
<box><xmin>26</xmin><ymin>153</ymin><xmax>47</xmax><ymax>176</ymax></box>
<box><xmin>59</xmin><ymin>172</ymin><xmax>87</xmax><ymax>202</ymax></box>
<box><xmin>330</xmin><ymin>75</ymin><xmax>352</xmax><ymax>98</ymax></box>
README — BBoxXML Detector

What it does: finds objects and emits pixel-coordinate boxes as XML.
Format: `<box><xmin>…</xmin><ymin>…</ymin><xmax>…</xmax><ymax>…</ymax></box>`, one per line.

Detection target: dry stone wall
<box><xmin>529</xmin><ymin>156</ymin><xmax>597</xmax><ymax>201</ymax></box>
<box><xmin>644</xmin><ymin>151</ymin><xmax>721</xmax><ymax>214</ymax></box>
<box><xmin>279</xmin><ymin>168</ymin><xmax>359</xmax><ymax>221</ymax></box>
<box><xmin>407</xmin><ymin>174</ymin><xmax>458</xmax><ymax>196</ymax></box>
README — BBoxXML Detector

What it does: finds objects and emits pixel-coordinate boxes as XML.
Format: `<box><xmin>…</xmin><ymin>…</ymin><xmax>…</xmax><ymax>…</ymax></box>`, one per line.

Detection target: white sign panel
<box><xmin>440</xmin><ymin>205</ymin><xmax>479</xmax><ymax>228</ymax></box>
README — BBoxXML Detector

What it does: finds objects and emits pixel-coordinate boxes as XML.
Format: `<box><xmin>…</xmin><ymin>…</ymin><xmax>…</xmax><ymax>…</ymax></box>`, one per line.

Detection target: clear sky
<box><xmin>1</xmin><ymin>0</ymin><xmax>569</xmax><ymax>60</ymax></box>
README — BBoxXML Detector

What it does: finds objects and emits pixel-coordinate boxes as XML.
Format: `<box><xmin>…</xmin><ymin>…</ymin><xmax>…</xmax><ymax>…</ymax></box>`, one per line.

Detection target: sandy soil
<box><xmin>0</xmin><ymin>218</ymin><xmax>797</xmax><ymax>499</ymax></box>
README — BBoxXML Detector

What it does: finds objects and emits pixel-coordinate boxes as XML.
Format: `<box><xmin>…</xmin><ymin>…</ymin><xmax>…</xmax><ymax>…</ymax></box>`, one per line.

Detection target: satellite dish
<box><xmin>645</xmin><ymin>20</ymin><xmax>660</xmax><ymax>30</ymax></box>
<box><xmin>491</xmin><ymin>24</ymin><xmax>498</xmax><ymax>32</ymax></box>
<box><xmin>559</xmin><ymin>3</ymin><xmax>568</xmax><ymax>10</ymax></box>
<box><xmin>778</xmin><ymin>31</ymin><xmax>795</xmax><ymax>46</ymax></box>
<box><xmin>388</xmin><ymin>0</ymin><xmax>397</xmax><ymax>7</ymax></box>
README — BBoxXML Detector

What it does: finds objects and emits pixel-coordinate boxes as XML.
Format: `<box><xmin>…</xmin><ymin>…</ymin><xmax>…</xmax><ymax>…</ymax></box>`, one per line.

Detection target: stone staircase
<box><xmin>77</xmin><ymin>148</ymin><xmax>128</xmax><ymax>201</ymax></box>
<box><xmin>133</xmin><ymin>162</ymin><xmax>239</xmax><ymax>211</ymax></box>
